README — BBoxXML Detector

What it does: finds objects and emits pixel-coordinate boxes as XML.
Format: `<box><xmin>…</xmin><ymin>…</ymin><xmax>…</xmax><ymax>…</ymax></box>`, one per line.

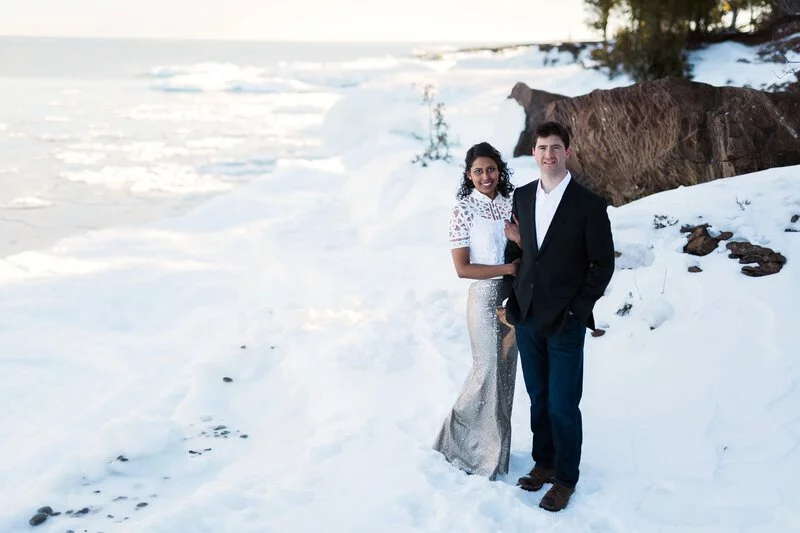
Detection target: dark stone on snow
<box><xmin>726</xmin><ymin>241</ymin><xmax>787</xmax><ymax>276</ymax></box>
<box><xmin>683</xmin><ymin>224</ymin><xmax>720</xmax><ymax>256</ymax></box>
<box><xmin>28</xmin><ymin>513</ymin><xmax>47</xmax><ymax>526</ymax></box>
<box><xmin>741</xmin><ymin>262</ymin><xmax>785</xmax><ymax>276</ymax></box>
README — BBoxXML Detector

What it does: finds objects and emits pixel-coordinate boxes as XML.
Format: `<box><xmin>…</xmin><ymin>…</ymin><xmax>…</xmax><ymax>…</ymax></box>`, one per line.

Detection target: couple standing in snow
<box><xmin>433</xmin><ymin>121</ymin><xmax>615</xmax><ymax>512</ymax></box>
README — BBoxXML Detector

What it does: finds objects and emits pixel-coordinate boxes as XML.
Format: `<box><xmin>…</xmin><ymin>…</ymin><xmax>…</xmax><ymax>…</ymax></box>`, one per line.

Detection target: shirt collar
<box><xmin>537</xmin><ymin>171</ymin><xmax>572</xmax><ymax>198</ymax></box>
<box><xmin>470</xmin><ymin>188</ymin><xmax>505</xmax><ymax>204</ymax></box>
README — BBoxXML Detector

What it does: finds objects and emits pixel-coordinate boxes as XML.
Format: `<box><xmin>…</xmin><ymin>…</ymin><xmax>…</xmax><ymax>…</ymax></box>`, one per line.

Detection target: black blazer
<box><xmin>504</xmin><ymin>177</ymin><xmax>615</xmax><ymax>336</ymax></box>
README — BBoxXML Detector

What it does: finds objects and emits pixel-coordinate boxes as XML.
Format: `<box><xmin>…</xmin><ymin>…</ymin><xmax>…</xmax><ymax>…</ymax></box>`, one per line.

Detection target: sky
<box><xmin>0</xmin><ymin>0</ymin><xmax>598</xmax><ymax>43</ymax></box>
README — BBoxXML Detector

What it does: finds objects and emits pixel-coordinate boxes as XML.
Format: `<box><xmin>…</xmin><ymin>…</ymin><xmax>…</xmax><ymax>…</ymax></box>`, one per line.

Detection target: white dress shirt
<box><xmin>535</xmin><ymin>171</ymin><xmax>571</xmax><ymax>249</ymax></box>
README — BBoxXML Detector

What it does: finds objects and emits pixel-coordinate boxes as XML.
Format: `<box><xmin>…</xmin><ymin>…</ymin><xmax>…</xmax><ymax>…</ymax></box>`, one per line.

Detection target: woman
<box><xmin>433</xmin><ymin>142</ymin><xmax>519</xmax><ymax>480</ymax></box>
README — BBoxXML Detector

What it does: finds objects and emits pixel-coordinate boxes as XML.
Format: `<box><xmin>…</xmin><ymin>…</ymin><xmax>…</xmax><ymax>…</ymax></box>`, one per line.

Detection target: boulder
<box><xmin>510</xmin><ymin>77</ymin><xmax>800</xmax><ymax>205</ymax></box>
<box><xmin>509</xmin><ymin>83</ymin><xmax>568</xmax><ymax>159</ymax></box>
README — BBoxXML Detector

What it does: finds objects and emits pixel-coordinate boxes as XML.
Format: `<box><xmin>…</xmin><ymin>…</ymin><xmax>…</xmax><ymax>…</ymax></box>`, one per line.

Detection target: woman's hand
<box><xmin>506</xmin><ymin>258</ymin><xmax>520</xmax><ymax>277</ymax></box>
<box><xmin>504</xmin><ymin>214</ymin><xmax>521</xmax><ymax>247</ymax></box>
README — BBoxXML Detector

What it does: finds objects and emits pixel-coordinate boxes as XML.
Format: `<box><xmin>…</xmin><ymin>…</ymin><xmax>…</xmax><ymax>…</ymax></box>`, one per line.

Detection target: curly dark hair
<box><xmin>456</xmin><ymin>142</ymin><xmax>514</xmax><ymax>200</ymax></box>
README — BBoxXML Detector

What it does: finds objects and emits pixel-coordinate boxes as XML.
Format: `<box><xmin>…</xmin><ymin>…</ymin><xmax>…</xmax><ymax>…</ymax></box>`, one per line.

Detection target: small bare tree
<box><xmin>412</xmin><ymin>83</ymin><xmax>452</xmax><ymax>167</ymax></box>
<box><xmin>773</xmin><ymin>1</ymin><xmax>800</xmax><ymax>87</ymax></box>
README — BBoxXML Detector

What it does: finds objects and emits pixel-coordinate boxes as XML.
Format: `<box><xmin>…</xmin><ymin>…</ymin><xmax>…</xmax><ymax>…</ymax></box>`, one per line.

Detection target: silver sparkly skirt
<box><xmin>433</xmin><ymin>278</ymin><xmax>518</xmax><ymax>479</ymax></box>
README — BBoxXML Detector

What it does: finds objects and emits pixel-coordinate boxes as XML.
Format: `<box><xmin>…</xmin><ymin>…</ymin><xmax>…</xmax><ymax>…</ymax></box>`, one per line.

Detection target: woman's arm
<box><xmin>451</xmin><ymin>247</ymin><xmax>519</xmax><ymax>280</ymax></box>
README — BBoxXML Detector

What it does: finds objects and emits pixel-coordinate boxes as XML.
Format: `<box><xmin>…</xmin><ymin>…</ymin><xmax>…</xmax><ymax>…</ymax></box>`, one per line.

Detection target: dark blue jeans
<box><xmin>516</xmin><ymin>312</ymin><xmax>585</xmax><ymax>488</ymax></box>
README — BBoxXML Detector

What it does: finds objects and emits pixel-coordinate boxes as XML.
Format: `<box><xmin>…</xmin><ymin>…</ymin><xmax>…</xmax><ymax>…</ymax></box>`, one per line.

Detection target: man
<box><xmin>503</xmin><ymin>121</ymin><xmax>615</xmax><ymax>512</ymax></box>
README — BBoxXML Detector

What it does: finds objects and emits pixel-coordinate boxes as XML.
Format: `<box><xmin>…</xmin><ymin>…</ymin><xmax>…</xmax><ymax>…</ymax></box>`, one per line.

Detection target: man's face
<box><xmin>533</xmin><ymin>134</ymin><xmax>571</xmax><ymax>177</ymax></box>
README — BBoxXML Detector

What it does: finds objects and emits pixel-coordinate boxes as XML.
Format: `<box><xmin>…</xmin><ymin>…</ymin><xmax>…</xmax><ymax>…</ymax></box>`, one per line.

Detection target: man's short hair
<box><xmin>534</xmin><ymin>121</ymin><xmax>571</xmax><ymax>150</ymax></box>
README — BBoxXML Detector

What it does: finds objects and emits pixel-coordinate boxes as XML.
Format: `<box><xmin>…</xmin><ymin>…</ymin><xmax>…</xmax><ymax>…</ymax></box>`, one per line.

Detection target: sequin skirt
<box><xmin>433</xmin><ymin>278</ymin><xmax>518</xmax><ymax>479</ymax></box>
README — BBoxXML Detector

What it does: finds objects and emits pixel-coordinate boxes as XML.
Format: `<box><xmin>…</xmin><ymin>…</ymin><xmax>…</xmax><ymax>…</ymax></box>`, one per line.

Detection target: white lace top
<box><xmin>448</xmin><ymin>189</ymin><xmax>513</xmax><ymax>268</ymax></box>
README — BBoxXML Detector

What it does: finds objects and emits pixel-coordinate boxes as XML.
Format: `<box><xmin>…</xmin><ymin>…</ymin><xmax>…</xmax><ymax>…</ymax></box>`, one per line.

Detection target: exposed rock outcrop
<box><xmin>510</xmin><ymin>77</ymin><xmax>800</xmax><ymax>206</ymax></box>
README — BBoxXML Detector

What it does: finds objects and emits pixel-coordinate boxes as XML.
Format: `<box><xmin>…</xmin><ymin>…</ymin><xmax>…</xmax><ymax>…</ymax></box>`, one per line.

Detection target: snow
<box><xmin>1</xmin><ymin>35</ymin><xmax>799</xmax><ymax>532</ymax></box>
<box><xmin>691</xmin><ymin>40</ymin><xmax>800</xmax><ymax>88</ymax></box>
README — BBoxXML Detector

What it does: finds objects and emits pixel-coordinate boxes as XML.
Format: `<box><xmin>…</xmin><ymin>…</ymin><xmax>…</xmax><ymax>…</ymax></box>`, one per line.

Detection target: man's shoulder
<box><xmin>569</xmin><ymin>175</ymin><xmax>608</xmax><ymax>207</ymax></box>
<box><xmin>514</xmin><ymin>180</ymin><xmax>538</xmax><ymax>197</ymax></box>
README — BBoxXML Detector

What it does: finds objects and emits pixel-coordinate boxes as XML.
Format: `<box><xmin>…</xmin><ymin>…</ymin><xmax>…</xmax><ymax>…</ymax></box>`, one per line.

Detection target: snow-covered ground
<box><xmin>0</xmin><ymin>36</ymin><xmax>798</xmax><ymax>532</ymax></box>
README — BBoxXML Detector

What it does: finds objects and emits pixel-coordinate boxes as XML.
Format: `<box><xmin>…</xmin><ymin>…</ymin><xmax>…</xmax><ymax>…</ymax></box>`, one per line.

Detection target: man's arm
<box><xmin>570</xmin><ymin>197</ymin><xmax>615</xmax><ymax>321</ymax></box>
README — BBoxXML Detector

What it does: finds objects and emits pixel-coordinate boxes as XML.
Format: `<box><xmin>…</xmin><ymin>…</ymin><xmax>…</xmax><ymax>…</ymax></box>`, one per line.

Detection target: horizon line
<box><xmin>0</xmin><ymin>33</ymin><xmax>599</xmax><ymax>47</ymax></box>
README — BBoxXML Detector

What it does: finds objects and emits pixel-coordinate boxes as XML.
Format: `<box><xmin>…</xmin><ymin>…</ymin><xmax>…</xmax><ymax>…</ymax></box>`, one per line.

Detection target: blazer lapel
<box><xmin>537</xmin><ymin>178</ymin><xmax>575</xmax><ymax>257</ymax></box>
<box><xmin>529</xmin><ymin>180</ymin><xmax>540</xmax><ymax>256</ymax></box>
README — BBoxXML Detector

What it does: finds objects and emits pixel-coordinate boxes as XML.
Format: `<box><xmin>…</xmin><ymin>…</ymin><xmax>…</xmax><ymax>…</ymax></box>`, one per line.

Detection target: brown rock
<box><xmin>688</xmin><ymin>266</ymin><xmax>703</xmax><ymax>273</ymax></box>
<box><xmin>509</xmin><ymin>77</ymin><xmax>800</xmax><ymax>205</ymax></box>
<box><xmin>509</xmin><ymin>83</ymin><xmax>569</xmax><ymax>158</ymax></box>
<box><xmin>742</xmin><ymin>262</ymin><xmax>784</xmax><ymax>277</ymax></box>
<box><xmin>725</xmin><ymin>241</ymin><xmax>786</xmax><ymax>276</ymax></box>
<box><xmin>687</xmin><ymin>224</ymin><xmax>709</xmax><ymax>239</ymax></box>
<box><xmin>717</xmin><ymin>231</ymin><xmax>734</xmax><ymax>240</ymax></box>
<box><xmin>726</xmin><ymin>241</ymin><xmax>786</xmax><ymax>263</ymax></box>
<box><xmin>684</xmin><ymin>225</ymin><xmax>720</xmax><ymax>256</ymax></box>
<box><xmin>680</xmin><ymin>223</ymin><xmax>702</xmax><ymax>233</ymax></box>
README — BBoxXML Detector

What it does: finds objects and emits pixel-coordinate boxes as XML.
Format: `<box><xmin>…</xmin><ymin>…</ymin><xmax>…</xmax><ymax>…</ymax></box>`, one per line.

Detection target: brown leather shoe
<box><xmin>517</xmin><ymin>466</ymin><xmax>555</xmax><ymax>492</ymax></box>
<box><xmin>538</xmin><ymin>482</ymin><xmax>575</xmax><ymax>512</ymax></box>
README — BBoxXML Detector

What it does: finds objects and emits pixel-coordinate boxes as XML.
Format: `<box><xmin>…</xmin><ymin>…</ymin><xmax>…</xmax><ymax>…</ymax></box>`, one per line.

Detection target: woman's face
<box><xmin>469</xmin><ymin>156</ymin><xmax>500</xmax><ymax>198</ymax></box>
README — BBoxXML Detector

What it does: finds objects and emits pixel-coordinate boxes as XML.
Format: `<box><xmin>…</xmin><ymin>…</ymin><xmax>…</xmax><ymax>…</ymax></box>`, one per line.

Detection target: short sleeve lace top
<box><xmin>448</xmin><ymin>189</ymin><xmax>513</xmax><ymax>269</ymax></box>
